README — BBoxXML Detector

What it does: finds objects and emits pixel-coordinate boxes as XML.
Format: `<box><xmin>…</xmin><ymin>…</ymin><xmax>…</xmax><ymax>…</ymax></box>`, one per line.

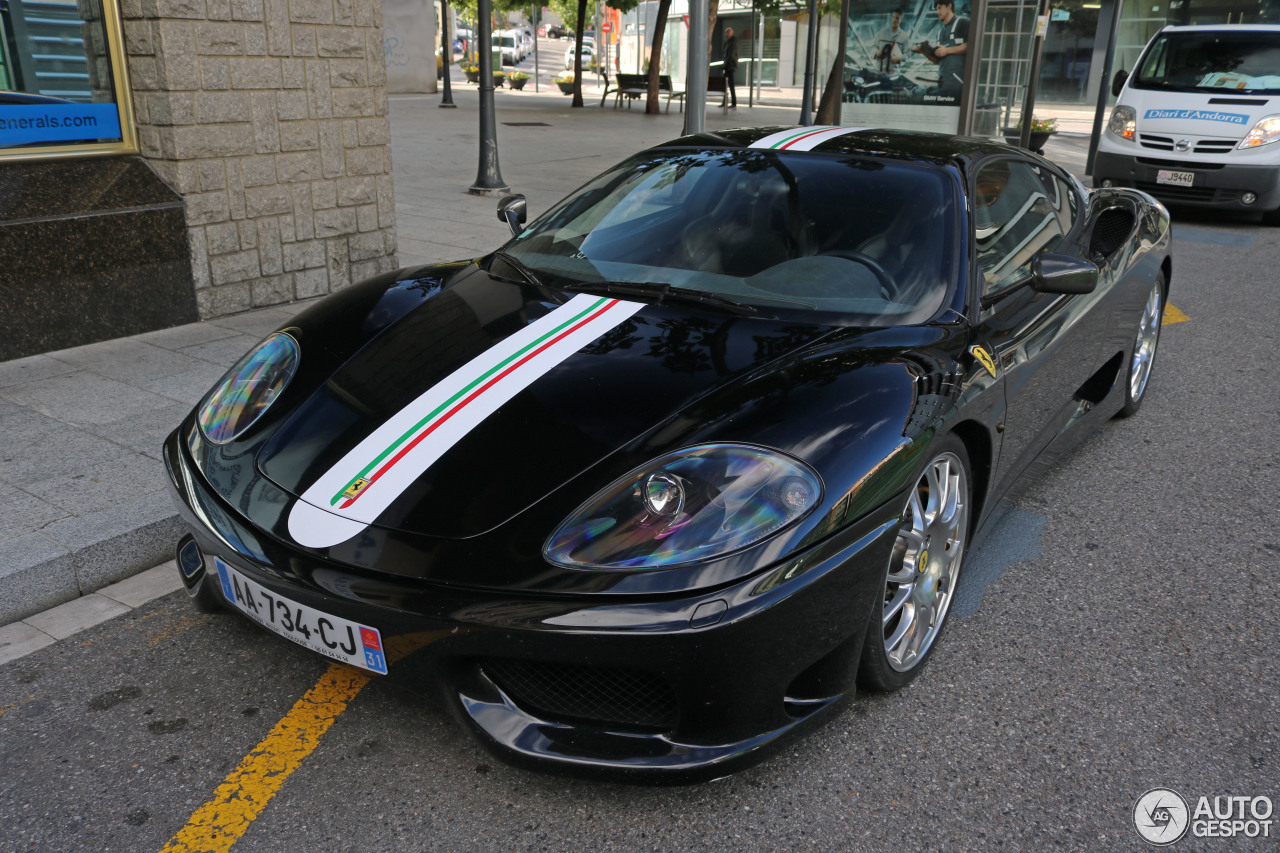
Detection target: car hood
<box><xmin>257</xmin><ymin>269</ymin><xmax>837</xmax><ymax>545</ymax></box>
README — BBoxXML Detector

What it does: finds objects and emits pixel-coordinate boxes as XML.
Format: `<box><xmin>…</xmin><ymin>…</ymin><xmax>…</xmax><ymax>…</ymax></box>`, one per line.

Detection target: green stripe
<box><xmin>766</xmin><ymin>128</ymin><xmax>823</xmax><ymax>149</ymax></box>
<box><xmin>330</xmin><ymin>296</ymin><xmax>611</xmax><ymax>505</ymax></box>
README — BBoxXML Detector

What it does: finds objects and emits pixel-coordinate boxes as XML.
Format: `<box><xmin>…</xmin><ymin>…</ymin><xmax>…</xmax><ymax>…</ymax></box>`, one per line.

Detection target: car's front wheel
<box><xmin>858</xmin><ymin>436</ymin><xmax>971</xmax><ymax>692</ymax></box>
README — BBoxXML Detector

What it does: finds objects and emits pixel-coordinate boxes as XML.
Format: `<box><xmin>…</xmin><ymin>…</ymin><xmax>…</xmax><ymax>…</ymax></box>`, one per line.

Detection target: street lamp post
<box><xmin>470</xmin><ymin>0</ymin><xmax>509</xmax><ymax>194</ymax></box>
<box><xmin>440</xmin><ymin>0</ymin><xmax>456</xmax><ymax>108</ymax></box>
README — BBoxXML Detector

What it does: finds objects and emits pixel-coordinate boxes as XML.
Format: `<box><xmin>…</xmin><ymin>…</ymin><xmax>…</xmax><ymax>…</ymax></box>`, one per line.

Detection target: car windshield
<box><xmin>1134</xmin><ymin>29</ymin><xmax>1280</xmax><ymax>94</ymax></box>
<box><xmin>501</xmin><ymin>148</ymin><xmax>958</xmax><ymax>325</ymax></box>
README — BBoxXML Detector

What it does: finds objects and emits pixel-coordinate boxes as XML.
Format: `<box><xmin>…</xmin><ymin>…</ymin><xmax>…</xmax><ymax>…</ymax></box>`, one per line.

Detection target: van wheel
<box><xmin>1262</xmin><ymin>206</ymin><xmax>1280</xmax><ymax>226</ymax></box>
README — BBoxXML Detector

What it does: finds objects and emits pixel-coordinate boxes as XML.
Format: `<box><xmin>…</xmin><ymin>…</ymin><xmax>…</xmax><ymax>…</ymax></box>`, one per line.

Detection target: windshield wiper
<box><xmin>563</xmin><ymin>281</ymin><xmax>758</xmax><ymax>316</ymax></box>
<box><xmin>488</xmin><ymin>250</ymin><xmax>546</xmax><ymax>289</ymax></box>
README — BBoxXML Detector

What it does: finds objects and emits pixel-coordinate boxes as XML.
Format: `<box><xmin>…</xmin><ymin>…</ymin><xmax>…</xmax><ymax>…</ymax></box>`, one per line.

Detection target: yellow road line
<box><xmin>1163</xmin><ymin>303</ymin><xmax>1190</xmax><ymax>325</ymax></box>
<box><xmin>158</xmin><ymin>663</ymin><xmax>371</xmax><ymax>853</ymax></box>
<box><xmin>158</xmin><ymin>631</ymin><xmax>445</xmax><ymax>853</ymax></box>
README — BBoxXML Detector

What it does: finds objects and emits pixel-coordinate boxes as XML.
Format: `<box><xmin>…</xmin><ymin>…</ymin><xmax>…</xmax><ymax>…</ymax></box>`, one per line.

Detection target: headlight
<box><xmin>544</xmin><ymin>444</ymin><xmax>823</xmax><ymax>570</ymax></box>
<box><xmin>1239</xmin><ymin>114</ymin><xmax>1280</xmax><ymax>149</ymax></box>
<box><xmin>197</xmin><ymin>332</ymin><xmax>300</xmax><ymax>444</ymax></box>
<box><xmin>1108</xmin><ymin>105</ymin><xmax>1136</xmax><ymax>141</ymax></box>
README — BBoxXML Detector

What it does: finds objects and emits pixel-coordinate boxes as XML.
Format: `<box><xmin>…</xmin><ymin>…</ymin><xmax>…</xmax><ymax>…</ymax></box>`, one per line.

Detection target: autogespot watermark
<box><xmin>1133</xmin><ymin>788</ymin><xmax>1274</xmax><ymax>845</ymax></box>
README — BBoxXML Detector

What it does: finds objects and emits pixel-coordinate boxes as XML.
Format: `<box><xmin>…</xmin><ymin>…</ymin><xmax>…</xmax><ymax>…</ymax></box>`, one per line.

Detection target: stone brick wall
<box><xmin>118</xmin><ymin>0</ymin><xmax>397</xmax><ymax>317</ymax></box>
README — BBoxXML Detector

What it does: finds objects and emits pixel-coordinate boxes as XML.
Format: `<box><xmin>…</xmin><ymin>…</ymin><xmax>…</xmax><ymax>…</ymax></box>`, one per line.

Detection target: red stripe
<box><xmin>338</xmin><ymin>299</ymin><xmax>622</xmax><ymax>509</ymax></box>
<box><xmin>779</xmin><ymin>128</ymin><xmax>833</xmax><ymax>149</ymax></box>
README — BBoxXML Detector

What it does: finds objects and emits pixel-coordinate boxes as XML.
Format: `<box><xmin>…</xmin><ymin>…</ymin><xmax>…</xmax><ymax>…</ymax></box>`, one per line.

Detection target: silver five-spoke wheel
<box><xmin>859</xmin><ymin>438</ymin><xmax>971</xmax><ymax>691</ymax></box>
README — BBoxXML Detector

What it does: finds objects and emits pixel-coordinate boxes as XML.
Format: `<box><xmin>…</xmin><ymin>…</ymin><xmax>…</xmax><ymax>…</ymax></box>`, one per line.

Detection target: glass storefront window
<box><xmin>1</xmin><ymin>0</ymin><xmax>135</xmax><ymax>157</ymax></box>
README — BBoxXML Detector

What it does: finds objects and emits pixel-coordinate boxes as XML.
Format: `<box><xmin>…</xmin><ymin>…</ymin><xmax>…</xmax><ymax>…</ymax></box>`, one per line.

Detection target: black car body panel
<box><xmin>166</xmin><ymin>126</ymin><xmax>1172</xmax><ymax>781</ymax></box>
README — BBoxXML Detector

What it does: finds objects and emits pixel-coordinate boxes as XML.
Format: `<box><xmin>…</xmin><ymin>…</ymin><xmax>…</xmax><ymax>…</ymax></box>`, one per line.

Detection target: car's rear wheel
<box><xmin>858</xmin><ymin>436</ymin><xmax>970</xmax><ymax>692</ymax></box>
<box><xmin>1116</xmin><ymin>275</ymin><xmax>1163</xmax><ymax>418</ymax></box>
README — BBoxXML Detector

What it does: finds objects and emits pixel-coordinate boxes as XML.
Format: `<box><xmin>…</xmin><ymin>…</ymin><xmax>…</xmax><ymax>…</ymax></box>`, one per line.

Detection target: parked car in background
<box><xmin>493</xmin><ymin>31</ymin><xmax>520</xmax><ymax>66</ymax></box>
<box><xmin>564</xmin><ymin>40</ymin><xmax>596</xmax><ymax>71</ymax></box>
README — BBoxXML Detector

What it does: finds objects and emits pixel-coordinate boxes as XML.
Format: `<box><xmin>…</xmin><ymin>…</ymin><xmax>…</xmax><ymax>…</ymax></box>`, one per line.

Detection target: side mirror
<box><xmin>1031</xmin><ymin>252</ymin><xmax>1099</xmax><ymax>295</ymax></box>
<box><xmin>1111</xmin><ymin>69</ymin><xmax>1128</xmax><ymax>98</ymax></box>
<box><xmin>497</xmin><ymin>194</ymin><xmax>527</xmax><ymax>236</ymax></box>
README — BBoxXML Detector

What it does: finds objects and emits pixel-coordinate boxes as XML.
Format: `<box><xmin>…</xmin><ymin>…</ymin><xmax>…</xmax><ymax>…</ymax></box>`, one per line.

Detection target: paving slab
<box><xmin>0</xmin><ymin>622</ymin><xmax>55</xmax><ymax>665</ymax></box>
<box><xmin>96</xmin><ymin>562</ymin><xmax>183</xmax><ymax>609</ymax></box>
<box><xmin>22</xmin><ymin>593</ymin><xmax>130</xmax><ymax>640</ymax></box>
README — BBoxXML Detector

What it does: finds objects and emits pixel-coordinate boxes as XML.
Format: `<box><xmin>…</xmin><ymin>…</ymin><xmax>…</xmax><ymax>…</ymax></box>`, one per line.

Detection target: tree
<box><xmin>644</xmin><ymin>0</ymin><xmax>674</xmax><ymax>113</ymax></box>
<box><xmin>815</xmin><ymin>0</ymin><xmax>851</xmax><ymax>123</ymax></box>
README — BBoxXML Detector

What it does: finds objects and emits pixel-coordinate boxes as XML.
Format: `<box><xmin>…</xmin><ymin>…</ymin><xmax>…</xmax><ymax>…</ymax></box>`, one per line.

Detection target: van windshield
<box><xmin>1134</xmin><ymin>29</ymin><xmax>1280</xmax><ymax>94</ymax></box>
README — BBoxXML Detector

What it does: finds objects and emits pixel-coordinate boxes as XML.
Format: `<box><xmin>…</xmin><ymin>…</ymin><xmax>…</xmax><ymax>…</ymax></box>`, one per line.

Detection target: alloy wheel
<box><xmin>882</xmin><ymin>451</ymin><xmax>969</xmax><ymax>672</ymax></box>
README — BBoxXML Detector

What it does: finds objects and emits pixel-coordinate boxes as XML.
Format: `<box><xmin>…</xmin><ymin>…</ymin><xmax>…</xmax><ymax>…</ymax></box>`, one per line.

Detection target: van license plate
<box><xmin>214</xmin><ymin>557</ymin><xmax>388</xmax><ymax>674</ymax></box>
<box><xmin>1156</xmin><ymin>170</ymin><xmax>1194</xmax><ymax>187</ymax></box>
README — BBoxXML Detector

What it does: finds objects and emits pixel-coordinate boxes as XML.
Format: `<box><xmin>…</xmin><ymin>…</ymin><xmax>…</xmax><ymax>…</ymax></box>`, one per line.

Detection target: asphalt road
<box><xmin>2</xmin><ymin>203</ymin><xmax>1278</xmax><ymax>851</ymax></box>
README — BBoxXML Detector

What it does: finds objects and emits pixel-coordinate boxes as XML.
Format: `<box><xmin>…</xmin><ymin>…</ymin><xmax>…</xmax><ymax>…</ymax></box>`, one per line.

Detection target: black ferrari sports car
<box><xmin>165</xmin><ymin>126</ymin><xmax>1171</xmax><ymax>781</ymax></box>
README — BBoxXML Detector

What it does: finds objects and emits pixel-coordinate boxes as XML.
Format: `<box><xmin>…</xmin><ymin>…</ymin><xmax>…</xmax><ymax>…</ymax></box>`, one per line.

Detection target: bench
<box><xmin>600</xmin><ymin>72</ymin><xmax>685</xmax><ymax>112</ymax></box>
<box><xmin>706</xmin><ymin>73</ymin><xmax>728</xmax><ymax>113</ymax></box>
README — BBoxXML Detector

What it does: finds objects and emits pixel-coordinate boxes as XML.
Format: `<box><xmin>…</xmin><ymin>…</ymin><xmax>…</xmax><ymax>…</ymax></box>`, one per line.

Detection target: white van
<box><xmin>1094</xmin><ymin>24</ymin><xmax>1280</xmax><ymax>224</ymax></box>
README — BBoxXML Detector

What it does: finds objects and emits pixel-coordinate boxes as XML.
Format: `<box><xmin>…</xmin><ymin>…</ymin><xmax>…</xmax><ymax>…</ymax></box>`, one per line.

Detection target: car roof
<box><xmin>1157</xmin><ymin>23</ymin><xmax>1280</xmax><ymax>32</ymax></box>
<box><xmin>651</xmin><ymin>126</ymin><xmax>1022</xmax><ymax>173</ymax></box>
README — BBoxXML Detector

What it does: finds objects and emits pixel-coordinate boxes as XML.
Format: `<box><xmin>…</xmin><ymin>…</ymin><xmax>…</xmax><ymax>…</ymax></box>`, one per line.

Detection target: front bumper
<box><xmin>1093</xmin><ymin>148</ymin><xmax>1280</xmax><ymax>212</ymax></box>
<box><xmin>163</xmin><ymin>428</ymin><xmax>897</xmax><ymax>782</ymax></box>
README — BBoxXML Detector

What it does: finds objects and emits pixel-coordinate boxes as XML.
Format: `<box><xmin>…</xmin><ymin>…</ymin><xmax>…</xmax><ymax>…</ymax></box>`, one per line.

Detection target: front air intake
<box><xmin>481</xmin><ymin>659</ymin><xmax>678</xmax><ymax>731</ymax></box>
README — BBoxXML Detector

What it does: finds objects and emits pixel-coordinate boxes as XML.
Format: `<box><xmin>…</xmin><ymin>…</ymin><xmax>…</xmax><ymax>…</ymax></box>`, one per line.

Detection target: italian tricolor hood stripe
<box><xmin>287</xmin><ymin>293</ymin><xmax>644</xmax><ymax>549</ymax></box>
<box><xmin>750</xmin><ymin>126</ymin><xmax>868</xmax><ymax>151</ymax></box>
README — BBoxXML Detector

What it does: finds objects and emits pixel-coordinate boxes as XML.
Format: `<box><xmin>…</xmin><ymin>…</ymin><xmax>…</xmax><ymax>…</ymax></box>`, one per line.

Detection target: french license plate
<box><xmin>214</xmin><ymin>557</ymin><xmax>387</xmax><ymax>674</ymax></box>
<box><xmin>1156</xmin><ymin>169</ymin><xmax>1194</xmax><ymax>187</ymax></box>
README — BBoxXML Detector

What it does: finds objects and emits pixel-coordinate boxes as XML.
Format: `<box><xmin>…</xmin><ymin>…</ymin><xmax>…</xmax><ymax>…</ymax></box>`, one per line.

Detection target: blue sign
<box><xmin>1144</xmin><ymin>108</ymin><xmax>1249</xmax><ymax>125</ymax></box>
<box><xmin>0</xmin><ymin>102</ymin><xmax>123</xmax><ymax>147</ymax></box>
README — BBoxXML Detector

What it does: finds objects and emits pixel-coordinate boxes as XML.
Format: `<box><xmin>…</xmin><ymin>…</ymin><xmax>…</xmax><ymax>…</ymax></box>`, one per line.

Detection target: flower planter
<box><xmin>510</xmin><ymin>78</ymin><xmax>527</xmax><ymax>90</ymax></box>
<box><xmin>556</xmin><ymin>80</ymin><xmax>575</xmax><ymax>95</ymax></box>
<box><xmin>1003</xmin><ymin>129</ymin><xmax>1055</xmax><ymax>155</ymax></box>
<box><xmin>464</xmin><ymin>69</ymin><xmax>480</xmax><ymax>84</ymax></box>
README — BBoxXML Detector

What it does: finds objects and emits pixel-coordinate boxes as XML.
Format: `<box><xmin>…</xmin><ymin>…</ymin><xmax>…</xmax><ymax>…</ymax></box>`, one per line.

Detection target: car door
<box><xmin>971</xmin><ymin>156</ymin><xmax>1109</xmax><ymax>495</ymax></box>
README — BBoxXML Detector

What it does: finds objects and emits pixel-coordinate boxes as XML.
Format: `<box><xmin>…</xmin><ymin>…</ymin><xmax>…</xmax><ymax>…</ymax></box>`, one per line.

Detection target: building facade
<box><xmin>1</xmin><ymin>0</ymin><xmax>398</xmax><ymax>361</ymax></box>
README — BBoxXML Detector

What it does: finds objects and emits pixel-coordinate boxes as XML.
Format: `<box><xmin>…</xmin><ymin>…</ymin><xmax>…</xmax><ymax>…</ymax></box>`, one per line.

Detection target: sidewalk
<box><xmin>0</xmin><ymin>85</ymin><xmax>1096</xmax><ymax>630</ymax></box>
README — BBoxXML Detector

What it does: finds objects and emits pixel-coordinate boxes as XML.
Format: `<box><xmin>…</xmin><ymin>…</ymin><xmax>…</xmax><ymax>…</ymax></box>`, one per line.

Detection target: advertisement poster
<box><xmin>839</xmin><ymin>0</ymin><xmax>971</xmax><ymax>132</ymax></box>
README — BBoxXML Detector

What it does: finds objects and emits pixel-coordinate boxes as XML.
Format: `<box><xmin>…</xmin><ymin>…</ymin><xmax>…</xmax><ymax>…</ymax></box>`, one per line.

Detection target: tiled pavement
<box><xmin>0</xmin><ymin>79</ymin><xmax>1096</xmax><ymax>642</ymax></box>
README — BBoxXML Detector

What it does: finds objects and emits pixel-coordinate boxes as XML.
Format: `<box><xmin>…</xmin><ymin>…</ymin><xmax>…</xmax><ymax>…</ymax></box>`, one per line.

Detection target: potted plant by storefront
<box><xmin>554</xmin><ymin>72</ymin><xmax>575</xmax><ymax>95</ymax></box>
<box><xmin>461</xmin><ymin>60</ymin><xmax>480</xmax><ymax>84</ymax></box>
<box><xmin>509</xmin><ymin>71</ymin><xmax>530</xmax><ymax>90</ymax></box>
<box><xmin>1003</xmin><ymin>116</ymin><xmax>1057</xmax><ymax>154</ymax></box>
<box><xmin>494</xmin><ymin>70</ymin><xmax>507</xmax><ymax>88</ymax></box>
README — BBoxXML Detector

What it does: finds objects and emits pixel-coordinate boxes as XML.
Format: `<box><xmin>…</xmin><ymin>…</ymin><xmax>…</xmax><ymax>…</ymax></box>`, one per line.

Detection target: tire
<box><xmin>1115</xmin><ymin>274</ymin><xmax>1164</xmax><ymax>418</ymax></box>
<box><xmin>858</xmin><ymin>435</ymin><xmax>971</xmax><ymax>692</ymax></box>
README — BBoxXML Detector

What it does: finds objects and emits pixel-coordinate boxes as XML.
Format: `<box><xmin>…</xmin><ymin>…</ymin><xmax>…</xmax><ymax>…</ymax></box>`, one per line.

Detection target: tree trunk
<box><xmin>571</xmin><ymin>0</ymin><xmax>588</xmax><ymax>107</ymax></box>
<box><xmin>815</xmin><ymin>0</ymin><xmax>851</xmax><ymax>124</ymax></box>
<box><xmin>708</xmin><ymin>0</ymin><xmax>719</xmax><ymax>57</ymax></box>
<box><xmin>645</xmin><ymin>0</ymin><xmax>674</xmax><ymax>114</ymax></box>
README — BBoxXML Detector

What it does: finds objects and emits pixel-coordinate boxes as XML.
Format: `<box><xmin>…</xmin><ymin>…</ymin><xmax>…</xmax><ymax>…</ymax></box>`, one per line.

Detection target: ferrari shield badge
<box><xmin>969</xmin><ymin>345</ymin><xmax>998</xmax><ymax>378</ymax></box>
<box><xmin>342</xmin><ymin>478</ymin><xmax>371</xmax><ymax>501</ymax></box>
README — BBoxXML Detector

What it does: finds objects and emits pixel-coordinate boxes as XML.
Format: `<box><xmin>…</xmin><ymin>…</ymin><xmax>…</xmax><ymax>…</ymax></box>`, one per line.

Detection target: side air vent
<box><xmin>1089</xmin><ymin>208</ymin><xmax>1134</xmax><ymax>262</ymax></box>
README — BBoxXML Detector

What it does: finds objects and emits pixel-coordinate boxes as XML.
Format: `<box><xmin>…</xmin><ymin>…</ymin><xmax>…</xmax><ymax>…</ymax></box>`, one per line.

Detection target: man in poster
<box><xmin>912</xmin><ymin>0</ymin><xmax>968</xmax><ymax>104</ymax></box>
<box><xmin>873</xmin><ymin>9</ymin><xmax>910</xmax><ymax>75</ymax></box>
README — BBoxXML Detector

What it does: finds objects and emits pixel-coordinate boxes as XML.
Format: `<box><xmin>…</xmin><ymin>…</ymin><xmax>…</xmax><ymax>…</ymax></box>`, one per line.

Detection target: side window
<box><xmin>974</xmin><ymin>159</ymin><xmax>1069</xmax><ymax>296</ymax></box>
